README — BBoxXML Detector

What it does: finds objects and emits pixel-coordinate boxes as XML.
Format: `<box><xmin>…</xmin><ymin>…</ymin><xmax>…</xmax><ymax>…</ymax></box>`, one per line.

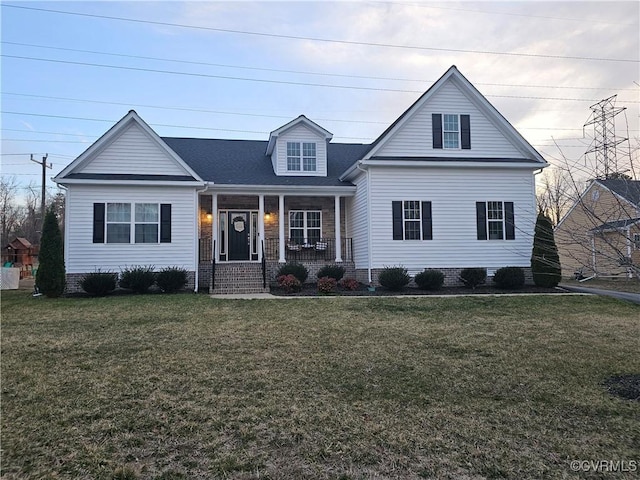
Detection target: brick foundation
<box><xmin>356</xmin><ymin>266</ymin><xmax>534</xmax><ymax>287</ymax></box>
<box><xmin>65</xmin><ymin>271</ymin><xmax>196</xmax><ymax>295</ymax></box>
<box><xmin>266</xmin><ymin>261</ymin><xmax>356</xmax><ymax>283</ymax></box>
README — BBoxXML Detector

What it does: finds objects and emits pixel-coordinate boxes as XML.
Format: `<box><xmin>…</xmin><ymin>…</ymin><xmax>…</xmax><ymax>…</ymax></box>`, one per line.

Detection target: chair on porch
<box><xmin>314</xmin><ymin>240</ymin><xmax>328</xmax><ymax>260</ymax></box>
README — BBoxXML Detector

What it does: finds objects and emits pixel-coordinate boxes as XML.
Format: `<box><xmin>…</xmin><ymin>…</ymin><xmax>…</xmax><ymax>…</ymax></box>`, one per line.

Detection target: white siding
<box><xmin>274</xmin><ymin>124</ymin><xmax>327</xmax><ymax>176</ymax></box>
<box><xmin>81</xmin><ymin>123</ymin><xmax>189</xmax><ymax>176</ymax></box>
<box><xmin>376</xmin><ymin>82</ymin><xmax>524</xmax><ymax>158</ymax></box>
<box><xmin>368</xmin><ymin>167</ymin><xmax>537</xmax><ymax>273</ymax></box>
<box><xmin>348</xmin><ymin>171</ymin><xmax>370</xmax><ymax>270</ymax></box>
<box><xmin>65</xmin><ymin>185</ymin><xmax>196</xmax><ymax>273</ymax></box>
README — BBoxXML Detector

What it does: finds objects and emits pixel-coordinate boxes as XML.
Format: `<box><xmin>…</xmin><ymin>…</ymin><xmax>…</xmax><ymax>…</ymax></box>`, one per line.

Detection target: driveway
<box><xmin>560</xmin><ymin>284</ymin><xmax>640</xmax><ymax>305</ymax></box>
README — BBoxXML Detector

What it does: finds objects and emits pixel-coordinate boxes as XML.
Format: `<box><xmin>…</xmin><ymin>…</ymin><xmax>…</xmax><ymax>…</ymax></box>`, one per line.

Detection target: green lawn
<box><xmin>1</xmin><ymin>291</ymin><xmax>638</xmax><ymax>479</ymax></box>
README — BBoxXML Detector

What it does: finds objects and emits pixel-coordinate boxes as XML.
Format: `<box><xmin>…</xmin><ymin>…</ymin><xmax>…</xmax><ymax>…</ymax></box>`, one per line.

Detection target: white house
<box><xmin>54</xmin><ymin>66</ymin><xmax>548</xmax><ymax>293</ymax></box>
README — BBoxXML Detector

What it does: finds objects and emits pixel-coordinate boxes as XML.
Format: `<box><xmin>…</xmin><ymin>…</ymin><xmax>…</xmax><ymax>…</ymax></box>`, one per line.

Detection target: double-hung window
<box><xmin>287</xmin><ymin>142</ymin><xmax>317</xmax><ymax>172</ymax></box>
<box><xmin>94</xmin><ymin>203</ymin><xmax>171</xmax><ymax>244</ymax></box>
<box><xmin>634</xmin><ymin>233</ymin><xmax>640</xmax><ymax>250</ymax></box>
<box><xmin>432</xmin><ymin>114</ymin><xmax>471</xmax><ymax>149</ymax></box>
<box><xmin>476</xmin><ymin>201</ymin><xmax>515</xmax><ymax>240</ymax></box>
<box><xmin>289</xmin><ymin>210</ymin><xmax>321</xmax><ymax>244</ymax></box>
<box><xmin>392</xmin><ymin>201</ymin><xmax>433</xmax><ymax>240</ymax></box>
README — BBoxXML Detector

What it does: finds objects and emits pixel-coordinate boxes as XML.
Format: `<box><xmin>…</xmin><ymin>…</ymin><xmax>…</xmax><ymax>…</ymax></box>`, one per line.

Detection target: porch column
<box><xmin>278</xmin><ymin>194</ymin><xmax>286</xmax><ymax>263</ymax></box>
<box><xmin>212</xmin><ymin>193</ymin><xmax>218</xmax><ymax>262</ymax></box>
<box><xmin>258</xmin><ymin>194</ymin><xmax>265</xmax><ymax>262</ymax></box>
<box><xmin>334</xmin><ymin>195</ymin><xmax>342</xmax><ymax>263</ymax></box>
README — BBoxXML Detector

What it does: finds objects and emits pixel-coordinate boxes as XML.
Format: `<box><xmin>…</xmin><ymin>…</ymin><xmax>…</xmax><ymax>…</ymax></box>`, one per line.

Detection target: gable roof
<box><xmin>362</xmin><ymin>65</ymin><xmax>546</xmax><ymax>164</ymax></box>
<box><xmin>265</xmin><ymin>115</ymin><xmax>333</xmax><ymax>155</ymax></box>
<box><xmin>589</xmin><ymin>217</ymin><xmax>640</xmax><ymax>232</ymax></box>
<box><xmin>162</xmin><ymin>137</ymin><xmax>369</xmax><ymax>187</ymax></box>
<box><xmin>598</xmin><ymin>179</ymin><xmax>640</xmax><ymax>207</ymax></box>
<box><xmin>54</xmin><ymin>110</ymin><xmax>203</xmax><ymax>183</ymax></box>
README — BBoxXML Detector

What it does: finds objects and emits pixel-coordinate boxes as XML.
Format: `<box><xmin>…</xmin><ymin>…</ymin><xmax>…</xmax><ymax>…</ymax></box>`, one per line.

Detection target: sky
<box><xmin>1</xmin><ymin>1</ymin><xmax>639</xmax><ymax>198</ymax></box>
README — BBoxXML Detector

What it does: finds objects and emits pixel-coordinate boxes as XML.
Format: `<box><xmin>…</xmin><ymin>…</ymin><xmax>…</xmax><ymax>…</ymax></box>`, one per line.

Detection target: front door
<box><xmin>228</xmin><ymin>211</ymin><xmax>250</xmax><ymax>261</ymax></box>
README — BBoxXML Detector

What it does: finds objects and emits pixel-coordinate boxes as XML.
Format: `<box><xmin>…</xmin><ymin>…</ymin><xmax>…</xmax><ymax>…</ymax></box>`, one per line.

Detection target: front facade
<box><xmin>555</xmin><ymin>179</ymin><xmax>640</xmax><ymax>278</ymax></box>
<box><xmin>54</xmin><ymin>66</ymin><xmax>548</xmax><ymax>293</ymax></box>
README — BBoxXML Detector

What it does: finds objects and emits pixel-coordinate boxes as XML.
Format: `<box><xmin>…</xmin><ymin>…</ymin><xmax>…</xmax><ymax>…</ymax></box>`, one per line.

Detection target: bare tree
<box><xmin>536</xmin><ymin>166</ymin><xmax>573</xmax><ymax>226</ymax></box>
<box><xmin>1</xmin><ymin>176</ymin><xmax>22</xmax><ymax>245</ymax></box>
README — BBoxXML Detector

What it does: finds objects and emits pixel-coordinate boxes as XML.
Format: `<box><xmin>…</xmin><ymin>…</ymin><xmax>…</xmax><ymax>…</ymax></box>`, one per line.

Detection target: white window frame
<box><xmin>288</xmin><ymin>210</ymin><xmax>322</xmax><ymax>245</ymax></box>
<box><xmin>486</xmin><ymin>201</ymin><xmax>505</xmax><ymax>240</ymax></box>
<box><xmin>105</xmin><ymin>202</ymin><xmax>161</xmax><ymax>244</ymax></box>
<box><xmin>403</xmin><ymin>200</ymin><xmax>422</xmax><ymax>240</ymax></box>
<box><xmin>442</xmin><ymin>114</ymin><xmax>460</xmax><ymax>149</ymax></box>
<box><xmin>287</xmin><ymin>141</ymin><xmax>317</xmax><ymax>172</ymax></box>
<box><xmin>134</xmin><ymin>203</ymin><xmax>160</xmax><ymax>244</ymax></box>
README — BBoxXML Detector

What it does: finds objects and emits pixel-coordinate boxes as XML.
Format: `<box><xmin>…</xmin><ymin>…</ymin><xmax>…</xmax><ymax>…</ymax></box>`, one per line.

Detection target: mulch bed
<box><xmin>603</xmin><ymin>374</ymin><xmax>640</xmax><ymax>401</ymax></box>
<box><xmin>271</xmin><ymin>284</ymin><xmax>564</xmax><ymax>297</ymax></box>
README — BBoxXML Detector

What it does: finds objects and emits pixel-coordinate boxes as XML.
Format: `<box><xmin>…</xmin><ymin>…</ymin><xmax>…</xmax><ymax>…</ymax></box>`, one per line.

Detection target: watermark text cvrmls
<box><xmin>570</xmin><ymin>460</ymin><xmax>637</xmax><ymax>473</ymax></box>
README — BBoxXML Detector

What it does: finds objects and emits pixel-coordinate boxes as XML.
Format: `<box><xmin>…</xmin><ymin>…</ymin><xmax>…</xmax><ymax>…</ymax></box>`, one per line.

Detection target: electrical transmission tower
<box><xmin>583</xmin><ymin>95</ymin><xmax>634</xmax><ymax>179</ymax></box>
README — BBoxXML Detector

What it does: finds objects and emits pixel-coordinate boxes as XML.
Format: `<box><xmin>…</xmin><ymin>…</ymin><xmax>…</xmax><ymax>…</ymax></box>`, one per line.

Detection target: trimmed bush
<box><xmin>317</xmin><ymin>276</ymin><xmax>338</xmax><ymax>294</ymax></box>
<box><xmin>493</xmin><ymin>266</ymin><xmax>525</xmax><ymax>289</ymax></box>
<box><xmin>340</xmin><ymin>278</ymin><xmax>360</xmax><ymax>291</ymax></box>
<box><xmin>119</xmin><ymin>266</ymin><xmax>156</xmax><ymax>294</ymax></box>
<box><xmin>316</xmin><ymin>264</ymin><xmax>346</xmax><ymax>281</ymax></box>
<box><xmin>276</xmin><ymin>262</ymin><xmax>308</xmax><ymax>284</ymax></box>
<box><xmin>80</xmin><ymin>271</ymin><xmax>117</xmax><ymax>296</ymax></box>
<box><xmin>156</xmin><ymin>267</ymin><xmax>188</xmax><ymax>293</ymax></box>
<box><xmin>378</xmin><ymin>266</ymin><xmax>410</xmax><ymax>291</ymax></box>
<box><xmin>414</xmin><ymin>269</ymin><xmax>445</xmax><ymax>290</ymax></box>
<box><xmin>36</xmin><ymin>208</ymin><xmax>65</xmax><ymax>297</ymax></box>
<box><xmin>277</xmin><ymin>274</ymin><xmax>302</xmax><ymax>293</ymax></box>
<box><xmin>531</xmin><ymin>212</ymin><xmax>561</xmax><ymax>287</ymax></box>
<box><xmin>460</xmin><ymin>268</ymin><xmax>486</xmax><ymax>289</ymax></box>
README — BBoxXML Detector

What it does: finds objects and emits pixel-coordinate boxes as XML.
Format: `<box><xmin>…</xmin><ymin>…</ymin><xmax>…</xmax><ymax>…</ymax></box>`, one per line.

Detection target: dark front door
<box><xmin>228</xmin><ymin>211</ymin><xmax>250</xmax><ymax>261</ymax></box>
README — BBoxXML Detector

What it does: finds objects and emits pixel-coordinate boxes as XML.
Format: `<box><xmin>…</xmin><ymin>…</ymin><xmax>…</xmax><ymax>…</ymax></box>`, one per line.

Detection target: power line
<box><xmin>4</xmin><ymin>41</ymin><xmax>636</xmax><ymax>93</ymax></box>
<box><xmin>3</xmin><ymin>4</ymin><xmax>638</xmax><ymax>63</ymax></box>
<box><xmin>6</xmin><ymin>55</ymin><xmax>638</xmax><ymax>104</ymax></box>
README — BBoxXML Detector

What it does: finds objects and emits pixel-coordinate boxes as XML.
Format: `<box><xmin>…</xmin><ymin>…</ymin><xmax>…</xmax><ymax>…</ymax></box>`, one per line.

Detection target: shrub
<box><xmin>277</xmin><ymin>274</ymin><xmax>302</xmax><ymax>293</ymax></box>
<box><xmin>460</xmin><ymin>268</ymin><xmax>486</xmax><ymax>289</ymax></box>
<box><xmin>276</xmin><ymin>262</ymin><xmax>308</xmax><ymax>284</ymax></box>
<box><xmin>493</xmin><ymin>266</ymin><xmax>525</xmax><ymax>289</ymax></box>
<box><xmin>316</xmin><ymin>264</ymin><xmax>346</xmax><ymax>281</ymax></box>
<box><xmin>36</xmin><ymin>208</ymin><xmax>65</xmax><ymax>297</ymax></box>
<box><xmin>531</xmin><ymin>212</ymin><xmax>561</xmax><ymax>287</ymax></box>
<box><xmin>80</xmin><ymin>271</ymin><xmax>117</xmax><ymax>296</ymax></box>
<box><xmin>156</xmin><ymin>267</ymin><xmax>188</xmax><ymax>293</ymax></box>
<box><xmin>378</xmin><ymin>266</ymin><xmax>410</xmax><ymax>291</ymax></box>
<box><xmin>119</xmin><ymin>266</ymin><xmax>156</xmax><ymax>294</ymax></box>
<box><xmin>317</xmin><ymin>276</ymin><xmax>337</xmax><ymax>294</ymax></box>
<box><xmin>414</xmin><ymin>269</ymin><xmax>445</xmax><ymax>290</ymax></box>
<box><xmin>340</xmin><ymin>278</ymin><xmax>360</xmax><ymax>291</ymax></box>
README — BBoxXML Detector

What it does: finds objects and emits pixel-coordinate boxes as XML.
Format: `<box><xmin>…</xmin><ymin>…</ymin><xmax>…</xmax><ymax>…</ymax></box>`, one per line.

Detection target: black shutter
<box><xmin>421</xmin><ymin>201</ymin><xmax>432</xmax><ymax>240</ymax></box>
<box><xmin>461</xmin><ymin>114</ymin><xmax>471</xmax><ymax>149</ymax></box>
<box><xmin>476</xmin><ymin>202</ymin><xmax>487</xmax><ymax>240</ymax></box>
<box><xmin>93</xmin><ymin>203</ymin><xmax>105</xmax><ymax>243</ymax></box>
<box><xmin>504</xmin><ymin>202</ymin><xmax>515</xmax><ymax>240</ymax></box>
<box><xmin>392</xmin><ymin>201</ymin><xmax>403</xmax><ymax>240</ymax></box>
<box><xmin>160</xmin><ymin>204</ymin><xmax>171</xmax><ymax>243</ymax></box>
<box><xmin>432</xmin><ymin>114</ymin><xmax>443</xmax><ymax>149</ymax></box>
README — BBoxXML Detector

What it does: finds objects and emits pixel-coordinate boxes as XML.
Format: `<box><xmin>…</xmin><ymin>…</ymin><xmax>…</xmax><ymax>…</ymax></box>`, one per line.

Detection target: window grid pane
<box><xmin>404</xmin><ymin>221</ymin><xmax>421</xmax><ymax>240</ymax></box>
<box><xmin>488</xmin><ymin>221</ymin><xmax>504</xmax><ymax>240</ymax></box>
<box><xmin>487</xmin><ymin>201</ymin><xmax>503</xmax><ymax>220</ymax></box>
<box><xmin>135</xmin><ymin>203</ymin><xmax>158</xmax><ymax>222</ymax></box>
<box><xmin>107</xmin><ymin>203</ymin><xmax>130</xmax><ymax>222</ymax></box>
<box><xmin>306</xmin><ymin>211</ymin><xmax>321</xmax><ymax>228</ymax></box>
<box><xmin>443</xmin><ymin>114</ymin><xmax>458</xmax><ymax>131</ymax></box>
<box><xmin>443</xmin><ymin>132</ymin><xmax>459</xmax><ymax>149</ymax></box>
<box><xmin>403</xmin><ymin>201</ymin><xmax>420</xmax><ymax>220</ymax></box>
<box><xmin>303</xmin><ymin>157</ymin><xmax>316</xmax><ymax>171</ymax></box>
<box><xmin>107</xmin><ymin>224</ymin><xmax>130</xmax><ymax>243</ymax></box>
<box><xmin>302</xmin><ymin>143</ymin><xmax>316</xmax><ymax>157</ymax></box>
<box><xmin>443</xmin><ymin>114</ymin><xmax>459</xmax><ymax>149</ymax></box>
<box><xmin>289</xmin><ymin>211</ymin><xmax>304</xmax><ymax>227</ymax></box>
<box><xmin>287</xmin><ymin>142</ymin><xmax>301</xmax><ymax>171</ymax></box>
<box><xmin>135</xmin><ymin>224</ymin><xmax>158</xmax><ymax>243</ymax></box>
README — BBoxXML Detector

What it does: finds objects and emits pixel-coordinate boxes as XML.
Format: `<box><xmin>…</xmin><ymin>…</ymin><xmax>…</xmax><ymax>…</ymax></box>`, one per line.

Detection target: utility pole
<box><xmin>30</xmin><ymin>154</ymin><xmax>52</xmax><ymax>232</ymax></box>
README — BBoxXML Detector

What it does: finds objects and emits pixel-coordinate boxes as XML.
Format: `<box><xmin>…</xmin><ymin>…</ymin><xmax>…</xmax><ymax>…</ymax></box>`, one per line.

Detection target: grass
<box><xmin>562</xmin><ymin>277</ymin><xmax>640</xmax><ymax>294</ymax></box>
<box><xmin>1</xmin><ymin>291</ymin><xmax>639</xmax><ymax>479</ymax></box>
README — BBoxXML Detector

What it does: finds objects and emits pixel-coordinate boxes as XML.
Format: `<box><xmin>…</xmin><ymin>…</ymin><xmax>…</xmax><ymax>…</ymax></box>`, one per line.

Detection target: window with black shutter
<box><xmin>392</xmin><ymin>201</ymin><xmax>433</xmax><ymax>240</ymax></box>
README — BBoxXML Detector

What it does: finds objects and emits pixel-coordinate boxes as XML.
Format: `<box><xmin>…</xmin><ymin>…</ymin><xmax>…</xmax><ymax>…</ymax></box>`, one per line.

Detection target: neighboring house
<box><xmin>54</xmin><ymin>66</ymin><xmax>548</xmax><ymax>293</ymax></box>
<box><xmin>555</xmin><ymin>179</ymin><xmax>640</xmax><ymax>278</ymax></box>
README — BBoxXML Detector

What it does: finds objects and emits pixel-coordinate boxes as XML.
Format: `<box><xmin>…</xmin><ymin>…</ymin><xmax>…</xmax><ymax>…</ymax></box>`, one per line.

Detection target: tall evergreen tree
<box><xmin>36</xmin><ymin>207</ymin><xmax>65</xmax><ymax>297</ymax></box>
<box><xmin>531</xmin><ymin>212</ymin><xmax>561</xmax><ymax>287</ymax></box>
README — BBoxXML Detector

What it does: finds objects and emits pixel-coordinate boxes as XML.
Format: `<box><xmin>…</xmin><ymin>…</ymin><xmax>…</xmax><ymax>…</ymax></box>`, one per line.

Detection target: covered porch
<box><xmin>197</xmin><ymin>189</ymin><xmax>354</xmax><ymax>291</ymax></box>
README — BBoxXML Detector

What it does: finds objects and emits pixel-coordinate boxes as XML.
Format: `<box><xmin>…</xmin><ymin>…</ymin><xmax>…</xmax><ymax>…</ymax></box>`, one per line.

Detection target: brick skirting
<box><xmin>64</xmin><ymin>271</ymin><xmax>196</xmax><ymax>294</ymax></box>
<box><xmin>356</xmin><ymin>267</ymin><xmax>534</xmax><ymax>287</ymax></box>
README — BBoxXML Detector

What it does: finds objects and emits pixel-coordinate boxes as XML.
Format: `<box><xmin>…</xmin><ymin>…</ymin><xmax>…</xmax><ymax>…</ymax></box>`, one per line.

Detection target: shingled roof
<box><xmin>161</xmin><ymin>138</ymin><xmax>370</xmax><ymax>187</ymax></box>
<box><xmin>599</xmin><ymin>179</ymin><xmax>640</xmax><ymax>207</ymax></box>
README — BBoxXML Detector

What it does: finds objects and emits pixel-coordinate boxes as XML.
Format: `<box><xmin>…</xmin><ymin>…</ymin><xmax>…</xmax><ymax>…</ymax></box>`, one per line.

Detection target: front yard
<box><xmin>1</xmin><ymin>292</ymin><xmax>638</xmax><ymax>479</ymax></box>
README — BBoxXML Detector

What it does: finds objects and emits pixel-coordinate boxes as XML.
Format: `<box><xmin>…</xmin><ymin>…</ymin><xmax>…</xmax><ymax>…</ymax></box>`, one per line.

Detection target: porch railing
<box><xmin>264</xmin><ymin>238</ymin><xmax>352</xmax><ymax>262</ymax></box>
<box><xmin>199</xmin><ymin>236</ymin><xmax>212</xmax><ymax>263</ymax></box>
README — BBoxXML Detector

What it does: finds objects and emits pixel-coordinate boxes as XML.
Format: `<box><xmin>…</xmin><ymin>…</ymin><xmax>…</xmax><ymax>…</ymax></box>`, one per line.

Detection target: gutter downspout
<box><xmin>356</xmin><ymin>161</ymin><xmax>373</xmax><ymax>284</ymax></box>
<box><xmin>56</xmin><ymin>183</ymin><xmax>69</xmax><ymax>280</ymax></box>
<box><xmin>194</xmin><ymin>182</ymin><xmax>210</xmax><ymax>292</ymax></box>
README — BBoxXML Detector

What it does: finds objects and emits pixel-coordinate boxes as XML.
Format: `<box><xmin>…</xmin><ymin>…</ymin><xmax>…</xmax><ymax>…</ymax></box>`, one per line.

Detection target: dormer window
<box><xmin>287</xmin><ymin>142</ymin><xmax>316</xmax><ymax>172</ymax></box>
